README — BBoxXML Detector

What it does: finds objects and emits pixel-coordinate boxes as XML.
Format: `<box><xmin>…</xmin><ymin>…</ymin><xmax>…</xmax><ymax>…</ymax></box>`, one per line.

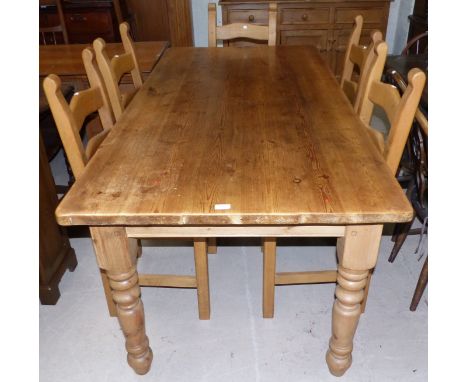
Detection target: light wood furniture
<box><xmin>55</xmin><ymin>45</ymin><xmax>413</xmax><ymax>376</ymax></box>
<box><xmin>340</xmin><ymin>16</ymin><xmax>382</xmax><ymax>107</ymax></box>
<box><xmin>386</xmin><ymin>69</ymin><xmax>428</xmax><ymax>311</ymax></box>
<box><xmin>93</xmin><ymin>34</ymin><xmax>142</xmax><ymax>120</ymax></box>
<box><xmin>208</xmin><ymin>2</ymin><xmax>277</xmax><ymax>47</ymax></box>
<box><xmin>39</xmin><ymin>134</ymin><xmax>77</xmax><ymax>304</ymax></box>
<box><xmin>219</xmin><ymin>0</ymin><xmax>391</xmax><ymax>77</ymax></box>
<box><xmin>262</xmin><ymin>33</ymin><xmax>387</xmax><ymax>316</ymax></box>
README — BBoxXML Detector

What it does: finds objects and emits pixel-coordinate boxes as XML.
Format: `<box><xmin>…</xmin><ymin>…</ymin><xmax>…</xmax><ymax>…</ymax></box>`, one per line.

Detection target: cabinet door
<box><xmin>280</xmin><ymin>29</ymin><xmax>332</xmax><ymax>64</ymax></box>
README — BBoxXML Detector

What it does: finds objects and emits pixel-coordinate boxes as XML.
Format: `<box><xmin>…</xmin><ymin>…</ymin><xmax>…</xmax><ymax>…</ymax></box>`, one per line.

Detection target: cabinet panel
<box><xmin>280</xmin><ymin>8</ymin><xmax>330</xmax><ymax>25</ymax></box>
<box><xmin>335</xmin><ymin>7</ymin><xmax>385</xmax><ymax>24</ymax></box>
<box><xmin>65</xmin><ymin>9</ymin><xmax>115</xmax><ymax>42</ymax></box>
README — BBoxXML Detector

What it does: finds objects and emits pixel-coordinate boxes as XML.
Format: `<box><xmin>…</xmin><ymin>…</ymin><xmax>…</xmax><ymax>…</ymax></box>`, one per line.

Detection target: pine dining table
<box><xmin>55</xmin><ymin>45</ymin><xmax>413</xmax><ymax>377</ymax></box>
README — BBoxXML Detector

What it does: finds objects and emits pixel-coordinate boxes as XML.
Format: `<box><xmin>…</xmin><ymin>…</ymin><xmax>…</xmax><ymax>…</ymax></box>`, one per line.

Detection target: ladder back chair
<box><xmin>340</xmin><ymin>15</ymin><xmax>383</xmax><ymax>108</ymax></box>
<box><xmin>44</xmin><ymin>49</ymin><xmax>212</xmax><ymax>320</ymax></box>
<box><xmin>39</xmin><ymin>0</ymin><xmax>69</xmax><ymax>45</ymax></box>
<box><xmin>93</xmin><ymin>22</ymin><xmax>143</xmax><ymax>120</ymax></box>
<box><xmin>208</xmin><ymin>2</ymin><xmax>277</xmax><ymax>47</ymax></box>
<box><xmin>262</xmin><ymin>41</ymin><xmax>417</xmax><ymax>318</ymax></box>
<box><xmin>356</xmin><ymin>43</ymin><xmax>426</xmax><ymax>310</ymax></box>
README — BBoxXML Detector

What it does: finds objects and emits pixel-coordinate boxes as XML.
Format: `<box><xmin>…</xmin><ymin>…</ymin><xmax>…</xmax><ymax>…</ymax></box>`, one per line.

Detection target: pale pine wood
<box><xmin>275</xmin><ymin>270</ymin><xmax>337</xmax><ymax>285</ymax></box>
<box><xmin>326</xmin><ymin>266</ymin><xmax>369</xmax><ymax>376</ymax></box>
<box><xmin>120</xmin><ymin>22</ymin><xmax>144</xmax><ymax>88</ymax></box>
<box><xmin>56</xmin><ymin>47</ymin><xmax>413</xmax><ymax>227</ymax></box>
<box><xmin>207</xmin><ymin>237</ymin><xmax>217</xmax><ymax>254</ymax></box>
<box><xmin>55</xmin><ymin>46</ymin><xmax>414</xmax><ymax>377</ymax></box>
<box><xmin>126</xmin><ymin>225</ymin><xmax>345</xmax><ymax>238</ymax></box>
<box><xmin>194</xmin><ymin>239</ymin><xmax>210</xmax><ymax>320</ymax></box>
<box><xmin>342</xmin><ymin>28</ymin><xmax>383</xmax><ymax>108</ymax></box>
<box><xmin>208</xmin><ymin>2</ymin><xmax>277</xmax><ymax>46</ymax></box>
<box><xmin>93</xmin><ymin>37</ymin><xmax>142</xmax><ymax>120</ymax></box>
<box><xmin>356</xmin><ymin>66</ymin><xmax>425</xmax><ymax>313</ymax></box>
<box><xmin>100</xmin><ymin>268</ymin><xmax>117</xmax><ymax>316</ymax></box>
<box><xmin>263</xmin><ymin>238</ymin><xmax>276</xmax><ymax>318</ymax></box>
<box><xmin>90</xmin><ymin>227</ymin><xmax>152</xmax><ymax>375</ymax></box>
<box><xmin>43</xmin><ymin>67</ymin><xmax>113</xmax><ymax>179</ymax></box>
<box><xmin>138</xmin><ymin>274</ymin><xmax>197</xmax><ymax>288</ymax></box>
<box><xmin>340</xmin><ymin>15</ymin><xmax>363</xmax><ymax>89</ymax></box>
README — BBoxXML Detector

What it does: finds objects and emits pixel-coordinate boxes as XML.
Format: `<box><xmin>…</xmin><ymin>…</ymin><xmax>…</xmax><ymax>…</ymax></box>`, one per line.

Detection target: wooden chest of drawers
<box><xmin>220</xmin><ymin>0</ymin><xmax>391</xmax><ymax>77</ymax></box>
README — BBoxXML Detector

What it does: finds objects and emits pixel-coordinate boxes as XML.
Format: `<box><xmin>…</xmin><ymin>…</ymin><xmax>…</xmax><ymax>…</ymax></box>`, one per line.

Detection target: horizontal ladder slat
<box><xmin>275</xmin><ymin>270</ymin><xmax>337</xmax><ymax>285</ymax></box>
<box><xmin>138</xmin><ymin>274</ymin><xmax>197</xmax><ymax>288</ymax></box>
<box><xmin>127</xmin><ymin>225</ymin><xmax>345</xmax><ymax>238</ymax></box>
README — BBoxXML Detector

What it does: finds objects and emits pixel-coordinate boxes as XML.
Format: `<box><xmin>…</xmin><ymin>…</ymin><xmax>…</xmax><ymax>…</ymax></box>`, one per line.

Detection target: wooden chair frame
<box><xmin>262</xmin><ymin>41</ymin><xmax>425</xmax><ymax>317</ymax></box>
<box><xmin>93</xmin><ymin>24</ymin><xmax>143</xmax><ymax>120</ymax></box>
<box><xmin>340</xmin><ymin>15</ymin><xmax>383</xmax><ymax>108</ymax></box>
<box><xmin>208</xmin><ymin>2</ymin><xmax>277</xmax><ymax>47</ymax></box>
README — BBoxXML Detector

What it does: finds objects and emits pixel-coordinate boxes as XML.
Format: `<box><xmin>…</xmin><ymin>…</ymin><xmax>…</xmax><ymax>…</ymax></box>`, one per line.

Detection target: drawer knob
<box><xmin>248</xmin><ymin>15</ymin><xmax>255</xmax><ymax>22</ymax></box>
<box><xmin>302</xmin><ymin>14</ymin><xmax>308</xmax><ymax>21</ymax></box>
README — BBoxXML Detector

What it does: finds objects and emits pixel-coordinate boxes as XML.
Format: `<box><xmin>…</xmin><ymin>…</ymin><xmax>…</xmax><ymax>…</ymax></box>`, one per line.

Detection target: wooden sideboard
<box><xmin>40</xmin><ymin>0</ymin><xmax>126</xmax><ymax>44</ymax></box>
<box><xmin>220</xmin><ymin>0</ymin><xmax>391</xmax><ymax>76</ymax></box>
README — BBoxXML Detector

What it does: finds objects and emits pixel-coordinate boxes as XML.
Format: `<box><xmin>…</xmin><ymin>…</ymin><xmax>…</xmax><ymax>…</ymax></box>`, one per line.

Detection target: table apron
<box><xmin>126</xmin><ymin>225</ymin><xmax>346</xmax><ymax>238</ymax></box>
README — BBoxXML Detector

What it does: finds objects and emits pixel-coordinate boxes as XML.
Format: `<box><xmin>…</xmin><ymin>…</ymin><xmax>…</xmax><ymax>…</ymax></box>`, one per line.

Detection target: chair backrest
<box><xmin>208</xmin><ymin>2</ymin><xmax>277</xmax><ymax>47</ymax></box>
<box><xmin>358</xmin><ymin>61</ymin><xmax>426</xmax><ymax>174</ymax></box>
<box><xmin>354</xmin><ymin>41</ymin><xmax>389</xmax><ymax>122</ymax></box>
<box><xmin>93</xmin><ymin>27</ymin><xmax>143</xmax><ymax>120</ymax></box>
<box><xmin>119</xmin><ymin>22</ymin><xmax>143</xmax><ymax>88</ymax></box>
<box><xmin>39</xmin><ymin>0</ymin><xmax>69</xmax><ymax>45</ymax></box>
<box><xmin>43</xmin><ymin>48</ymin><xmax>115</xmax><ymax>179</ymax></box>
<box><xmin>340</xmin><ymin>15</ymin><xmax>383</xmax><ymax>107</ymax></box>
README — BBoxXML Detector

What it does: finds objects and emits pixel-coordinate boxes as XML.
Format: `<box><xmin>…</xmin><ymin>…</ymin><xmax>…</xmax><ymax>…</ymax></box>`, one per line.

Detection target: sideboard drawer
<box><xmin>280</xmin><ymin>8</ymin><xmax>330</xmax><ymax>25</ymax></box>
<box><xmin>335</xmin><ymin>7</ymin><xmax>385</xmax><ymax>24</ymax></box>
<box><xmin>227</xmin><ymin>9</ymin><xmax>268</xmax><ymax>25</ymax></box>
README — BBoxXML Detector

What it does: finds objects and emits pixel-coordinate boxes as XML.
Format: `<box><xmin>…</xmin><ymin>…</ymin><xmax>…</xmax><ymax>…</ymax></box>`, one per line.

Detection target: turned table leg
<box><xmin>326</xmin><ymin>225</ymin><xmax>383</xmax><ymax>376</ymax></box>
<box><xmin>90</xmin><ymin>227</ymin><xmax>153</xmax><ymax>375</ymax></box>
<box><xmin>326</xmin><ymin>266</ymin><xmax>368</xmax><ymax>376</ymax></box>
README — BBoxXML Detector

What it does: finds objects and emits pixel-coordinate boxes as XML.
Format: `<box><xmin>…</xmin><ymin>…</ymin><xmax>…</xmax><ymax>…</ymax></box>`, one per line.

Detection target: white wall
<box><xmin>386</xmin><ymin>0</ymin><xmax>415</xmax><ymax>54</ymax></box>
<box><xmin>191</xmin><ymin>0</ymin><xmax>415</xmax><ymax>52</ymax></box>
<box><xmin>192</xmin><ymin>0</ymin><xmax>221</xmax><ymax>47</ymax></box>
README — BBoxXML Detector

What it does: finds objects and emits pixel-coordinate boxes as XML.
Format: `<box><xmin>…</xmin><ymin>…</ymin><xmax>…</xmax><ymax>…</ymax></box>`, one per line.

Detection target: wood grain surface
<box><xmin>56</xmin><ymin>46</ymin><xmax>413</xmax><ymax>226</ymax></box>
<box><xmin>39</xmin><ymin>41</ymin><xmax>169</xmax><ymax>77</ymax></box>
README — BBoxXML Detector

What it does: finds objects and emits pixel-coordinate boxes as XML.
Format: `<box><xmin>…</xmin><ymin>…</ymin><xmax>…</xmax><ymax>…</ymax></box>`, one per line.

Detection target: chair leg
<box><xmin>100</xmin><ymin>269</ymin><xmax>117</xmax><ymax>317</ymax></box>
<box><xmin>194</xmin><ymin>238</ymin><xmax>210</xmax><ymax>320</ymax></box>
<box><xmin>391</xmin><ymin>223</ymin><xmax>401</xmax><ymax>242</ymax></box>
<box><xmin>263</xmin><ymin>238</ymin><xmax>277</xmax><ymax>318</ymax></box>
<box><xmin>136</xmin><ymin>239</ymin><xmax>143</xmax><ymax>258</ymax></box>
<box><xmin>388</xmin><ymin>216</ymin><xmax>415</xmax><ymax>263</ymax></box>
<box><xmin>410</xmin><ymin>257</ymin><xmax>428</xmax><ymax>311</ymax></box>
<box><xmin>360</xmin><ymin>268</ymin><xmax>373</xmax><ymax>313</ymax></box>
<box><xmin>207</xmin><ymin>237</ymin><xmax>217</xmax><ymax>254</ymax></box>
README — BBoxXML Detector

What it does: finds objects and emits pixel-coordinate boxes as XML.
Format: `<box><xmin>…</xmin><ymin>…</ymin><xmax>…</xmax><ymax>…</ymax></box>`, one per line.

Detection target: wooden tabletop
<box><xmin>56</xmin><ymin>46</ymin><xmax>413</xmax><ymax>227</ymax></box>
<box><xmin>39</xmin><ymin>41</ymin><xmax>169</xmax><ymax>77</ymax></box>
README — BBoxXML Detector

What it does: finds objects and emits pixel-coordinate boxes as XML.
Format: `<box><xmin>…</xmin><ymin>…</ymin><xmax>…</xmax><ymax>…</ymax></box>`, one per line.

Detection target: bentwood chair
<box><xmin>208</xmin><ymin>2</ymin><xmax>277</xmax><ymax>47</ymax></box>
<box><xmin>44</xmin><ymin>49</ymin><xmax>212</xmax><ymax>320</ymax></box>
<box><xmin>93</xmin><ymin>22</ymin><xmax>143</xmax><ymax>120</ymax></box>
<box><xmin>39</xmin><ymin>0</ymin><xmax>69</xmax><ymax>45</ymax></box>
<box><xmin>340</xmin><ymin>15</ymin><xmax>383</xmax><ymax>108</ymax></box>
<box><xmin>262</xmin><ymin>41</ymin><xmax>422</xmax><ymax>318</ymax></box>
